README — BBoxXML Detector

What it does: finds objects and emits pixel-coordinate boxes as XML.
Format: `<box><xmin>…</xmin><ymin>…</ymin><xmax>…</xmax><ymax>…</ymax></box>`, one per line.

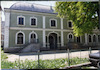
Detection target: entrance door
<box><xmin>30</xmin><ymin>33</ymin><xmax>36</xmax><ymax>43</ymax></box>
<box><xmin>49</xmin><ymin>33</ymin><xmax>57</xmax><ymax>49</ymax></box>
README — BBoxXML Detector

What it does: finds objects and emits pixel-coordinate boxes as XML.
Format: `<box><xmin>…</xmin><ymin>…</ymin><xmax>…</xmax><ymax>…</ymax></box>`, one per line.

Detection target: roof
<box><xmin>10</xmin><ymin>2</ymin><xmax>57</xmax><ymax>14</ymax></box>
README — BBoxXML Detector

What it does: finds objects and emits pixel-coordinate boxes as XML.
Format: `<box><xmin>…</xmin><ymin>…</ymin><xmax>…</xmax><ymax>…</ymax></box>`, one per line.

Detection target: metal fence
<box><xmin>18</xmin><ymin>47</ymin><xmax>99</xmax><ymax>69</ymax></box>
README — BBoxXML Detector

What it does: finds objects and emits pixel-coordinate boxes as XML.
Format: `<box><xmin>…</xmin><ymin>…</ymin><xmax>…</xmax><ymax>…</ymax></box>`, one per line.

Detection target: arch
<box><xmin>15</xmin><ymin>31</ymin><xmax>25</xmax><ymax>44</ymax></box>
<box><xmin>88</xmin><ymin>34</ymin><xmax>92</xmax><ymax>42</ymax></box>
<box><xmin>75</xmin><ymin>36</ymin><xmax>82</xmax><ymax>43</ymax></box>
<box><xmin>29</xmin><ymin>31</ymin><xmax>38</xmax><ymax>43</ymax></box>
<box><xmin>67</xmin><ymin>33</ymin><xmax>74</xmax><ymax>42</ymax></box>
<box><xmin>93</xmin><ymin>34</ymin><xmax>97</xmax><ymax>42</ymax></box>
<box><xmin>47</xmin><ymin>31</ymin><xmax>59</xmax><ymax>37</ymax></box>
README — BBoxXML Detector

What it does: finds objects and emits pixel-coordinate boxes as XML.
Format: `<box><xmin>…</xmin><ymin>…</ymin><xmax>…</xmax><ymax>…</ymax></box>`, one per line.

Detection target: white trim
<box><xmin>61</xmin><ymin>18</ymin><xmax>63</xmax><ymax>29</ymax></box>
<box><xmin>5</xmin><ymin>9</ymin><xmax>58</xmax><ymax>16</ymax></box>
<box><xmin>49</xmin><ymin>19</ymin><xmax>57</xmax><ymax>28</ymax></box>
<box><xmin>67</xmin><ymin>20</ymin><xmax>73</xmax><ymax>28</ymax></box>
<box><xmin>61</xmin><ymin>31</ymin><xmax>64</xmax><ymax>46</ymax></box>
<box><xmin>10</xmin><ymin>27</ymin><xmax>73</xmax><ymax>32</ymax></box>
<box><xmin>29</xmin><ymin>31</ymin><xmax>38</xmax><ymax>43</ymax></box>
<box><xmin>47</xmin><ymin>31</ymin><xmax>59</xmax><ymax>37</ymax></box>
<box><xmin>43</xmin><ymin>16</ymin><xmax>45</xmax><ymax>28</ymax></box>
<box><xmin>15</xmin><ymin>31</ymin><xmax>25</xmax><ymax>45</ymax></box>
<box><xmin>43</xmin><ymin>30</ymin><xmax>46</xmax><ymax>47</ymax></box>
<box><xmin>17</xmin><ymin>15</ymin><xmax>25</xmax><ymax>26</ymax></box>
<box><xmin>4</xmin><ymin>12</ymin><xmax>10</xmax><ymax>48</ymax></box>
<box><xmin>30</xmin><ymin>16</ymin><xmax>37</xmax><ymax>27</ymax></box>
<box><xmin>67</xmin><ymin>33</ymin><xmax>74</xmax><ymax>42</ymax></box>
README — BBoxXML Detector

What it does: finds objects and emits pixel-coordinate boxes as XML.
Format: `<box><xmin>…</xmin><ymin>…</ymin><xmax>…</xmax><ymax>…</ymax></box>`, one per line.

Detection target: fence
<box><xmin>18</xmin><ymin>47</ymin><xmax>99</xmax><ymax>69</ymax></box>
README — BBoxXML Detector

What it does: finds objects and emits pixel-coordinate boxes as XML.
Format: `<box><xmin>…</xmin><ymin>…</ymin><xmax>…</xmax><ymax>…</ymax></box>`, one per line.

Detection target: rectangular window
<box><xmin>19</xmin><ymin>17</ymin><xmax>24</xmax><ymax>25</ymax></box>
<box><xmin>51</xmin><ymin>20</ymin><xmax>56</xmax><ymax>27</ymax></box>
<box><xmin>31</xmin><ymin>18</ymin><xmax>36</xmax><ymax>25</ymax></box>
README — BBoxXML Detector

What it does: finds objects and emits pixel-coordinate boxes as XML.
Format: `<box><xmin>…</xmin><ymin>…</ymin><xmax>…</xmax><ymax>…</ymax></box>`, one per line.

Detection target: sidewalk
<box><xmin>6</xmin><ymin>50</ymin><xmax>99</xmax><ymax>62</ymax></box>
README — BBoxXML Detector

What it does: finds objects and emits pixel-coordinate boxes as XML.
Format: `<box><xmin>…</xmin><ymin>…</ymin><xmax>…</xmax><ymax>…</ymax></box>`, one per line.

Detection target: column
<box><xmin>43</xmin><ymin>16</ymin><xmax>46</xmax><ymax>47</ymax></box>
<box><xmin>4</xmin><ymin>12</ymin><xmax>10</xmax><ymax>48</ymax></box>
<box><xmin>61</xmin><ymin>31</ymin><xmax>64</xmax><ymax>46</ymax></box>
<box><xmin>61</xmin><ymin>18</ymin><xmax>63</xmax><ymax>29</ymax></box>
<box><xmin>85</xmin><ymin>33</ymin><xmax>88</xmax><ymax>45</ymax></box>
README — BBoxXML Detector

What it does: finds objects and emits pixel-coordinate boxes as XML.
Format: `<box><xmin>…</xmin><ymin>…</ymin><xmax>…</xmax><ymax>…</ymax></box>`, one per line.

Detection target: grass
<box><xmin>1</xmin><ymin>48</ymin><xmax>89</xmax><ymax>69</ymax></box>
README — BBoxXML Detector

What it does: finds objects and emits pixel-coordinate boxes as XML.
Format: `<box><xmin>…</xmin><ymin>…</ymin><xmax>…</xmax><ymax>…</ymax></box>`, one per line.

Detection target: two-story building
<box><xmin>4</xmin><ymin>2</ymin><xmax>100</xmax><ymax>53</ymax></box>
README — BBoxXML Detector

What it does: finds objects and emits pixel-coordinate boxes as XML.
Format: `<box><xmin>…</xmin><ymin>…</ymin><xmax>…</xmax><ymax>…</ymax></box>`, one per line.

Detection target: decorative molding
<box><xmin>17</xmin><ymin>15</ymin><xmax>25</xmax><ymax>26</ymax></box>
<box><xmin>15</xmin><ymin>31</ymin><xmax>25</xmax><ymax>45</ymax></box>
<box><xmin>30</xmin><ymin>16</ymin><xmax>37</xmax><ymax>27</ymax></box>
<box><xmin>10</xmin><ymin>27</ymin><xmax>73</xmax><ymax>32</ymax></box>
<box><xmin>49</xmin><ymin>19</ymin><xmax>57</xmax><ymax>28</ymax></box>
<box><xmin>29</xmin><ymin>31</ymin><xmax>38</xmax><ymax>43</ymax></box>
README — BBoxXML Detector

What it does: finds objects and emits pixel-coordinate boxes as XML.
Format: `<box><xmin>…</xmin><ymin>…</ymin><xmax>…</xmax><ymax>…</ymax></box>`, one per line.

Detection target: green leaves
<box><xmin>55</xmin><ymin>2</ymin><xmax>99</xmax><ymax>36</ymax></box>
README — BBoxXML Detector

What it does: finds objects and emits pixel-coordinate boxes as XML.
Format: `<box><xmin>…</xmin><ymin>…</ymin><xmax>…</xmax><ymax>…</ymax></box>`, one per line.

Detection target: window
<box><xmin>30</xmin><ymin>17</ymin><xmax>37</xmax><ymax>26</ymax></box>
<box><xmin>93</xmin><ymin>35</ymin><xmax>96</xmax><ymax>42</ymax></box>
<box><xmin>68</xmin><ymin>21</ymin><xmax>72</xmax><ymax>27</ymax></box>
<box><xmin>69</xmin><ymin>34</ymin><xmax>72</xmax><ymax>39</ymax></box>
<box><xmin>50</xmin><ymin>19</ymin><xmax>57</xmax><ymax>27</ymax></box>
<box><xmin>17</xmin><ymin>33</ymin><xmax>23</xmax><ymax>44</ymax></box>
<box><xmin>76</xmin><ymin>36</ymin><xmax>80</xmax><ymax>43</ymax></box>
<box><xmin>89</xmin><ymin>35</ymin><xmax>92</xmax><ymax>42</ymax></box>
<box><xmin>17</xmin><ymin>16</ymin><xmax>25</xmax><ymax>25</ymax></box>
<box><xmin>98</xmin><ymin>35</ymin><xmax>100</xmax><ymax>42</ymax></box>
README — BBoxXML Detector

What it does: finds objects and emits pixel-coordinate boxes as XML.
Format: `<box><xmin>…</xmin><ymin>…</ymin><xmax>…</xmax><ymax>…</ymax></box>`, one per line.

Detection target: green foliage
<box><xmin>1</xmin><ymin>48</ymin><xmax>8</xmax><ymax>60</ymax></box>
<box><xmin>54</xmin><ymin>2</ymin><xmax>99</xmax><ymax>36</ymax></box>
<box><xmin>1</xmin><ymin>57</ymin><xmax>89</xmax><ymax>69</ymax></box>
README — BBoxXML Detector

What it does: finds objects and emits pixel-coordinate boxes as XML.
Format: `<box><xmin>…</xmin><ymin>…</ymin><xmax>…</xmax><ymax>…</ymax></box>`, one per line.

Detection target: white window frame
<box><xmin>93</xmin><ymin>34</ymin><xmax>97</xmax><ymax>42</ymax></box>
<box><xmin>17</xmin><ymin>16</ymin><xmax>25</xmax><ymax>26</ymax></box>
<box><xmin>15</xmin><ymin>31</ymin><xmax>25</xmax><ymax>45</ymax></box>
<box><xmin>29</xmin><ymin>31</ymin><xmax>38</xmax><ymax>43</ymax></box>
<box><xmin>50</xmin><ymin>19</ymin><xmax>57</xmax><ymax>28</ymax></box>
<box><xmin>67</xmin><ymin>33</ymin><xmax>74</xmax><ymax>42</ymax></box>
<box><xmin>88</xmin><ymin>34</ymin><xmax>92</xmax><ymax>43</ymax></box>
<box><xmin>67</xmin><ymin>20</ymin><xmax>73</xmax><ymax>28</ymax></box>
<box><xmin>30</xmin><ymin>17</ymin><xmax>37</xmax><ymax>27</ymax></box>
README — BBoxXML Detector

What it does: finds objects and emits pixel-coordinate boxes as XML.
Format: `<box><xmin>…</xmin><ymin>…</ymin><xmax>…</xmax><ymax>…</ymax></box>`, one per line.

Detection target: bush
<box><xmin>1</xmin><ymin>48</ymin><xmax>8</xmax><ymax>60</ymax></box>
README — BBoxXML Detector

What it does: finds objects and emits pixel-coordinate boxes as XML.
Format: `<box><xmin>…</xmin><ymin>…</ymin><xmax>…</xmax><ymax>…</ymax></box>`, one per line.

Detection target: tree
<box><xmin>54</xmin><ymin>2</ymin><xmax>99</xmax><ymax>37</ymax></box>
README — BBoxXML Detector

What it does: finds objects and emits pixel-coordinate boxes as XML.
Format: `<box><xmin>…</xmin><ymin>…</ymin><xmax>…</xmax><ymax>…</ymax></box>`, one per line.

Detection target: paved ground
<box><xmin>6</xmin><ymin>50</ymin><xmax>99</xmax><ymax>62</ymax></box>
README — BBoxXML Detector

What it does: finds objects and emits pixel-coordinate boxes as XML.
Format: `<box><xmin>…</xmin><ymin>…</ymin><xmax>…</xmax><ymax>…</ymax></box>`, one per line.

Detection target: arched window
<box><xmin>30</xmin><ymin>17</ymin><xmax>37</xmax><ymax>26</ymax></box>
<box><xmin>67</xmin><ymin>33</ymin><xmax>74</xmax><ymax>42</ymax></box>
<box><xmin>68</xmin><ymin>21</ymin><xmax>72</xmax><ymax>28</ymax></box>
<box><xmin>17</xmin><ymin>33</ymin><xmax>23</xmax><ymax>44</ymax></box>
<box><xmin>89</xmin><ymin>35</ymin><xmax>92</xmax><ymax>42</ymax></box>
<box><xmin>69</xmin><ymin>34</ymin><xmax>72</xmax><ymax>39</ymax></box>
<box><xmin>93</xmin><ymin>35</ymin><xmax>96</xmax><ymax>42</ymax></box>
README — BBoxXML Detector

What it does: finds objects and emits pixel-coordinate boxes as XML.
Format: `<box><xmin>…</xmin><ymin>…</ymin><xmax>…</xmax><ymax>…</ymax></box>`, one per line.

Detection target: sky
<box><xmin>1</xmin><ymin>1</ymin><xmax>56</xmax><ymax>21</ymax></box>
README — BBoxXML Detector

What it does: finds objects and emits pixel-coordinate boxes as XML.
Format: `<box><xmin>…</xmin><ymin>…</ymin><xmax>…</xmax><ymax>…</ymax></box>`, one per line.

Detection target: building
<box><xmin>1</xmin><ymin>21</ymin><xmax>5</xmax><ymax>48</ymax></box>
<box><xmin>4</xmin><ymin>2</ymin><xmax>100</xmax><ymax>53</ymax></box>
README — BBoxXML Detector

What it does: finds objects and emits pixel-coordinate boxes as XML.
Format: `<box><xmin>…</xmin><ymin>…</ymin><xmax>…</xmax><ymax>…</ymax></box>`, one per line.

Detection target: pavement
<box><xmin>6</xmin><ymin>50</ymin><xmax>99</xmax><ymax>62</ymax></box>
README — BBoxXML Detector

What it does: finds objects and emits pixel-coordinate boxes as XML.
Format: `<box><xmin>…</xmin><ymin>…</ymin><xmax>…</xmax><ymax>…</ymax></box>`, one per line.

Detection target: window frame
<box><xmin>15</xmin><ymin>31</ymin><xmax>25</xmax><ymax>45</ymax></box>
<box><xmin>30</xmin><ymin>17</ymin><xmax>37</xmax><ymax>27</ymax></box>
<box><xmin>17</xmin><ymin>16</ymin><xmax>25</xmax><ymax>26</ymax></box>
<box><xmin>67</xmin><ymin>20</ymin><xmax>73</xmax><ymax>28</ymax></box>
<box><xmin>50</xmin><ymin>19</ymin><xmax>57</xmax><ymax>28</ymax></box>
